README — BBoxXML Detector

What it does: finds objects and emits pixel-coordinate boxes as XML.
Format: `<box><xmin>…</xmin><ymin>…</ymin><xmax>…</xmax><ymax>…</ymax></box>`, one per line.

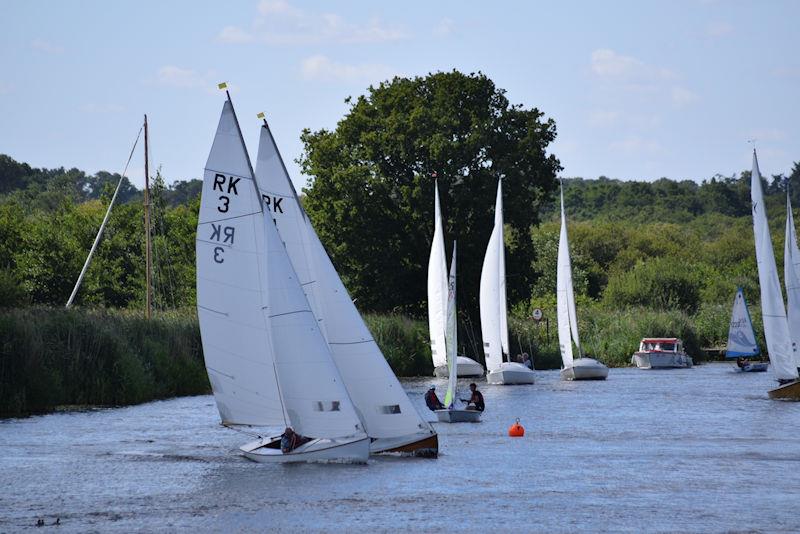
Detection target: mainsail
<box><xmin>725</xmin><ymin>288</ymin><xmax>760</xmax><ymax>358</ymax></box>
<box><xmin>556</xmin><ymin>183</ymin><xmax>581</xmax><ymax>367</ymax></box>
<box><xmin>480</xmin><ymin>180</ymin><xmax>508</xmax><ymax>373</ymax></box>
<box><xmin>784</xmin><ymin>195</ymin><xmax>800</xmax><ymax>367</ymax></box>
<box><xmin>253</xmin><ymin>120</ymin><xmax>431</xmax><ymax>440</ymax></box>
<box><xmin>197</xmin><ymin>98</ymin><xmax>365</xmax><ymax>440</ymax></box>
<box><xmin>750</xmin><ymin>150</ymin><xmax>798</xmax><ymax>380</ymax></box>
<box><xmin>428</xmin><ymin>181</ymin><xmax>449</xmax><ymax>370</ymax></box>
<box><xmin>444</xmin><ymin>242</ymin><xmax>458</xmax><ymax>408</ymax></box>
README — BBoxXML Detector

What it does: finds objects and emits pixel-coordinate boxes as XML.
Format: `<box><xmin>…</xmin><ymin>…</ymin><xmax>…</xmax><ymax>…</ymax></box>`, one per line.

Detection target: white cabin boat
<box><xmin>631</xmin><ymin>338</ymin><xmax>693</xmax><ymax>369</ymax></box>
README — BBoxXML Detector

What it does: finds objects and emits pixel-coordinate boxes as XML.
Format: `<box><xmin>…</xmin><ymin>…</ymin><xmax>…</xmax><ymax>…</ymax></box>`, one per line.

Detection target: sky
<box><xmin>1</xmin><ymin>0</ymin><xmax>799</xmax><ymax>190</ymax></box>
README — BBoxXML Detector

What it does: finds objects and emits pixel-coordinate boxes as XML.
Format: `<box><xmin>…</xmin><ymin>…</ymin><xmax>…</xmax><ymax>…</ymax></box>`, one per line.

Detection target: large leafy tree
<box><xmin>300</xmin><ymin>70</ymin><xmax>561</xmax><ymax>314</ymax></box>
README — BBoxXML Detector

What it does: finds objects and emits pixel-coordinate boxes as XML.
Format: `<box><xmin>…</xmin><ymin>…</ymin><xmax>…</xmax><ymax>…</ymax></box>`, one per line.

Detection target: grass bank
<box><xmin>0</xmin><ymin>307</ymin><xmax>207</xmax><ymax>417</ymax></box>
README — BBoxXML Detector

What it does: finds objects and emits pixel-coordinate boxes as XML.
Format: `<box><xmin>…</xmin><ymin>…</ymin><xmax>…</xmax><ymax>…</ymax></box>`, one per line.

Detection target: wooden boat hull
<box><xmin>631</xmin><ymin>352</ymin><xmax>693</xmax><ymax>369</ymax></box>
<box><xmin>434</xmin><ymin>409</ymin><xmax>482</xmax><ymax>423</ymax></box>
<box><xmin>768</xmin><ymin>379</ymin><xmax>800</xmax><ymax>400</ymax></box>
<box><xmin>487</xmin><ymin>362</ymin><xmax>535</xmax><ymax>385</ymax></box>
<box><xmin>370</xmin><ymin>432</ymin><xmax>438</xmax><ymax>457</ymax></box>
<box><xmin>240</xmin><ymin>435</ymin><xmax>370</xmax><ymax>464</ymax></box>
<box><xmin>433</xmin><ymin>356</ymin><xmax>485</xmax><ymax>377</ymax></box>
<box><xmin>560</xmin><ymin>358</ymin><xmax>609</xmax><ymax>381</ymax></box>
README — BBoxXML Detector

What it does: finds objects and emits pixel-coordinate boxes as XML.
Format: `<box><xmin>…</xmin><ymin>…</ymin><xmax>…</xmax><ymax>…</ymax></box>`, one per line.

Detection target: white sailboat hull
<box><xmin>486</xmin><ymin>362</ymin><xmax>535</xmax><ymax>385</ymax></box>
<box><xmin>434</xmin><ymin>409</ymin><xmax>482</xmax><ymax>423</ymax></box>
<box><xmin>240</xmin><ymin>435</ymin><xmax>370</xmax><ymax>464</ymax></box>
<box><xmin>560</xmin><ymin>358</ymin><xmax>609</xmax><ymax>381</ymax></box>
<box><xmin>433</xmin><ymin>356</ymin><xmax>485</xmax><ymax>377</ymax></box>
<box><xmin>632</xmin><ymin>352</ymin><xmax>693</xmax><ymax>369</ymax></box>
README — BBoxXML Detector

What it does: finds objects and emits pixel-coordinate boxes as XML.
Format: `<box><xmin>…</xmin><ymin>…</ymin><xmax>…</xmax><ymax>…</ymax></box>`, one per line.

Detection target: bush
<box><xmin>603</xmin><ymin>257</ymin><xmax>702</xmax><ymax>314</ymax></box>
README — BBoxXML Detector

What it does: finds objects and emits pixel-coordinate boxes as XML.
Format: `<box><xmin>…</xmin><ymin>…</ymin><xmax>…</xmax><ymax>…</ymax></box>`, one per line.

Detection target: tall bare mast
<box><xmin>143</xmin><ymin>115</ymin><xmax>153</xmax><ymax>319</ymax></box>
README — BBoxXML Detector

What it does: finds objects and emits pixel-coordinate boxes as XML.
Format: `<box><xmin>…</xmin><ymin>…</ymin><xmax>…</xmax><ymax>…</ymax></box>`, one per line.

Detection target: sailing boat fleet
<box><xmin>194</xmin><ymin>90</ymin><xmax>800</xmax><ymax>464</ymax></box>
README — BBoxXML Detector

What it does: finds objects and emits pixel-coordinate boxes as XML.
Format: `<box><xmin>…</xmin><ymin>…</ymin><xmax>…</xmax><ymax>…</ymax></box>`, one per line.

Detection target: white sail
<box><xmin>726</xmin><ymin>288</ymin><xmax>760</xmax><ymax>358</ymax></box>
<box><xmin>253</xmin><ymin>121</ymin><xmax>431</xmax><ymax>440</ymax></box>
<box><xmin>196</xmin><ymin>99</ymin><xmax>283</xmax><ymax>426</ymax></box>
<box><xmin>480</xmin><ymin>180</ymin><xmax>508</xmax><ymax>372</ymax></box>
<box><xmin>750</xmin><ymin>150</ymin><xmax>798</xmax><ymax>380</ymax></box>
<box><xmin>557</xmin><ymin>183</ymin><xmax>580</xmax><ymax>367</ymax></box>
<box><xmin>784</xmin><ymin>195</ymin><xmax>800</xmax><ymax>367</ymax></box>
<box><xmin>427</xmin><ymin>181</ymin><xmax>449</xmax><ymax>369</ymax></box>
<box><xmin>444</xmin><ymin>242</ymin><xmax>458</xmax><ymax>408</ymax></box>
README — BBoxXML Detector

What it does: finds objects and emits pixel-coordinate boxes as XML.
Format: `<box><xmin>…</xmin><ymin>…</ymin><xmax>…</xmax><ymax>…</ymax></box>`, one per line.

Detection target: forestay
<box><xmin>556</xmin><ymin>183</ymin><xmax>581</xmax><ymax>367</ymax></box>
<box><xmin>428</xmin><ymin>181</ymin><xmax>449</xmax><ymax>369</ymax></box>
<box><xmin>480</xmin><ymin>180</ymin><xmax>508</xmax><ymax>372</ymax></box>
<box><xmin>444</xmin><ymin>242</ymin><xmax>458</xmax><ymax>408</ymax></box>
<box><xmin>750</xmin><ymin>150</ymin><xmax>798</xmax><ymax>380</ymax></box>
<box><xmin>725</xmin><ymin>288</ymin><xmax>760</xmax><ymax>358</ymax></box>
<box><xmin>196</xmin><ymin>100</ymin><xmax>283</xmax><ymax>426</ymax></box>
<box><xmin>253</xmin><ymin>121</ymin><xmax>430</xmax><ymax>440</ymax></box>
<box><xmin>784</xmin><ymin>196</ymin><xmax>800</xmax><ymax>367</ymax></box>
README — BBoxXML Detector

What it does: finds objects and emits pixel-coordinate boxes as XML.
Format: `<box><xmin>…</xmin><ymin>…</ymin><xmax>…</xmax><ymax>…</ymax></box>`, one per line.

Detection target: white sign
<box><xmin>532</xmin><ymin>308</ymin><xmax>543</xmax><ymax>321</ymax></box>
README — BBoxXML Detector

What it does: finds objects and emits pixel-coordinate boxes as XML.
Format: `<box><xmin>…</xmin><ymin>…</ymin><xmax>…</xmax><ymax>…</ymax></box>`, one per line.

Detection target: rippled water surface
<box><xmin>2</xmin><ymin>364</ymin><xmax>800</xmax><ymax>532</ymax></box>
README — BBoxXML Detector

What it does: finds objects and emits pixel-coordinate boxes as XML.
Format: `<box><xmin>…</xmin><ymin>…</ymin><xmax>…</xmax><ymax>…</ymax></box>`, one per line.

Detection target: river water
<box><xmin>2</xmin><ymin>363</ymin><xmax>799</xmax><ymax>533</ymax></box>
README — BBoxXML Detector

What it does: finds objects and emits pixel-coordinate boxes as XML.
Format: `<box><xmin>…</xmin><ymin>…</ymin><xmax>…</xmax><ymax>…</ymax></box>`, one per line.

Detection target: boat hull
<box><xmin>240</xmin><ymin>435</ymin><xmax>370</xmax><ymax>464</ymax></box>
<box><xmin>487</xmin><ymin>362</ymin><xmax>535</xmax><ymax>385</ymax></box>
<box><xmin>370</xmin><ymin>431</ymin><xmax>438</xmax><ymax>457</ymax></box>
<box><xmin>560</xmin><ymin>358</ymin><xmax>609</xmax><ymax>381</ymax></box>
<box><xmin>434</xmin><ymin>409</ymin><xmax>482</xmax><ymax>423</ymax></box>
<box><xmin>738</xmin><ymin>363</ymin><xmax>769</xmax><ymax>373</ymax></box>
<box><xmin>433</xmin><ymin>356</ymin><xmax>485</xmax><ymax>378</ymax></box>
<box><xmin>768</xmin><ymin>379</ymin><xmax>800</xmax><ymax>400</ymax></box>
<box><xmin>632</xmin><ymin>352</ymin><xmax>693</xmax><ymax>369</ymax></box>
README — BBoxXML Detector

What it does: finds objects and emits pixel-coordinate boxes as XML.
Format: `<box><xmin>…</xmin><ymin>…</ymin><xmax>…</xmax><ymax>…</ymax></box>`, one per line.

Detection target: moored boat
<box><xmin>631</xmin><ymin>338</ymin><xmax>693</xmax><ymax>369</ymax></box>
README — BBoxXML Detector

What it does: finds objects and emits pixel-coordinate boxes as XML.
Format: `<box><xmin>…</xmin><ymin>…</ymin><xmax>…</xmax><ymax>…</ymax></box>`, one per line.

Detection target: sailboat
<box><xmin>784</xmin><ymin>194</ymin><xmax>800</xmax><ymax>373</ymax></box>
<box><xmin>196</xmin><ymin>93</ymin><xmax>369</xmax><ymax>462</ymax></box>
<box><xmin>480</xmin><ymin>180</ymin><xmax>535</xmax><ymax>385</ymax></box>
<box><xmin>725</xmin><ymin>288</ymin><xmax>767</xmax><ymax>372</ymax></box>
<box><xmin>749</xmin><ymin>149</ymin><xmax>800</xmax><ymax>400</ymax></box>
<box><xmin>428</xmin><ymin>180</ymin><xmax>484</xmax><ymax>378</ymax></box>
<box><xmin>435</xmin><ymin>242</ymin><xmax>481</xmax><ymax>423</ymax></box>
<box><xmin>557</xmin><ymin>183</ymin><xmax>609</xmax><ymax>381</ymax></box>
<box><xmin>252</xmin><ymin>114</ymin><xmax>438</xmax><ymax>456</ymax></box>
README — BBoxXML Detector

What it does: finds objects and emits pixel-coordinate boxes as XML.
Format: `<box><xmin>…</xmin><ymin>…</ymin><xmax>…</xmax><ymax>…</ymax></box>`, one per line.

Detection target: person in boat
<box><xmin>280</xmin><ymin>427</ymin><xmax>311</xmax><ymax>453</ymax></box>
<box><xmin>425</xmin><ymin>386</ymin><xmax>445</xmax><ymax>411</ymax></box>
<box><xmin>522</xmin><ymin>353</ymin><xmax>532</xmax><ymax>369</ymax></box>
<box><xmin>461</xmin><ymin>383</ymin><xmax>485</xmax><ymax>412</ymax></box>
<box><xmin>736</xmin><ymin>357</ymin><xmax>747</xmax><ymax>369</ymax></box>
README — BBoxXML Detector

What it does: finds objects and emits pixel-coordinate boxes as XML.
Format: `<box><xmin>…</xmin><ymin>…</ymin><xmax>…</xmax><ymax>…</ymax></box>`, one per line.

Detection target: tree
<box><xmin>300</xmin><ymin>71</ymin><xmax>561</xmax><ymax>313</ymax></box>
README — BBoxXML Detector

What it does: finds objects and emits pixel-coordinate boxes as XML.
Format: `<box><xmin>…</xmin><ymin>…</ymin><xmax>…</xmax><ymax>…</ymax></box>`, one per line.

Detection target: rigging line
<box><xmin>66</xmin><ymin>124</ymin><xmax>144</xmax><ymax>308</ymax></box>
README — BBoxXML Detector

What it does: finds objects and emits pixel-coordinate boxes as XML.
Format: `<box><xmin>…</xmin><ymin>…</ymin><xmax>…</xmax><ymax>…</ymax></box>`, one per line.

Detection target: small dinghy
<box><xmin>725</xmin><ymin>288</ymin><xmax>768</xmax><ymax>373</ymax></box>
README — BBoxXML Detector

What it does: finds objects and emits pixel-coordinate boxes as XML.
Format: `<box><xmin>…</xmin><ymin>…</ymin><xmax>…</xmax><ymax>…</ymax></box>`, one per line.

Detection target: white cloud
<box><xmin>81</xmin><ymin>103</ymin><xmax>125</xmax><ymax>114</ymax></box>
<box><xmin>153</xmin><ymin>66</ymin><xmax>214</xmax><ymax>90</ymax></box>
<box><xmin>300</xmin><ymin>55</ymin><xmax>395</xmax><ymax>83</ymax></box>
<box><xmin>218</xmin><ymin>1</ymin><xmax>407</xmax><ymax>45</ymax></box>
<box><xmin>671</xmin><ymin>86</ymin><xmax>699</xmax><ymax>108</ymax></box>
<box><xmin>31</xmin><ymin>39</ymin><xmax>64</xmax><ymax>54</ymax></box>
<box><xmin>590</xmin><ymin>49</ymin><xmax>675</xmax><ymax>81</ymax></box>
<box><xmin>434</xmin><ymin>17</ymin><xmax>454</xmax><ymax>37</ymax></box>
<box><xmin>706</xmin><ymin>21</ymin><xmax>734</xmax><ymax>38</ymax></box>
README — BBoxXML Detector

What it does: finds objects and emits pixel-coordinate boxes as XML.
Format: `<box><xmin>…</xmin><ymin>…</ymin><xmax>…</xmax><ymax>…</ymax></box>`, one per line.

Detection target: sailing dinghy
<box><xmin>435</xmin><ymin>243</ymin><xmax>481</xmax><ymax>423</ymax></box>
<box><xmin>784</xmin><ymin>194</ymin><xmax>800</xmax><ymax>375</ymax></box>
<box><xmin>750</xmin><ymin>150</ymin><xmax>800</xmax><ymax>400</ymax></box>
<box><xmin>252</xmin><ymin>116</ymin><xmax>438</xmax><ymax>455</ymax></box>
<box><xmin>196</xmin><ymin>94</ymin><xmax>369</xmax><ymax>462</ymax></box>
<box><xmin>480</xmin><ymin>180</ymin><xmax>535</xmax><ymax>385</ymax></box>
<box><xmin>725</xmin><ymin>288</ymin><xmax>767</xmax><ymax>372</ymax></box>
<box><xmin>428</xmin><ymin>180</ymin><xmax>484</xmax><ymax>378</ymax></box>
<box><xmin>556</xmin><ymin>183</ymin><xmax>609</xmax><ymax>381</ymax></box>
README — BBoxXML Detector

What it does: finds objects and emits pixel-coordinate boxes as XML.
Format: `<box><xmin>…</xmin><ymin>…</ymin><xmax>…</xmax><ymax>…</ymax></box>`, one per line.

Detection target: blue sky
<box><xmin>2</xmin><ymin>0</ymin><xmax>799</xmax><ymax>190</ymax></box>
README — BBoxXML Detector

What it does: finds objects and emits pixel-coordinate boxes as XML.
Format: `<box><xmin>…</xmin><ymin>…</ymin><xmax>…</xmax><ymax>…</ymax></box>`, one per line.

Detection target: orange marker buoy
<box><xmin>508</xmin><ymin>418</ymin><xmax>525</xmax><ymax>437</ymax></box>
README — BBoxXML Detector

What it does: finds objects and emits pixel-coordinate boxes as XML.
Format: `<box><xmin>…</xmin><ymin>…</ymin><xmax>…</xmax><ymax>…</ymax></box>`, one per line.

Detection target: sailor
<box><xmin>522</xmin><ymin>353</ymin><xmax>533</xmax><ymax>369</ymax></box>
<box><xmin>424</xmin><ymin>386</ymin><xmax>444</xmax><ymax>411</ymax></box>
<box><xmin>280</xmin><ymin>427</ymin><xmax>311</xmax><ymax>453</ymax></box>
<box><xmin>461</xmin><ymin>383</ymin><xmax>485</xmax><ymax>412</ymax></box>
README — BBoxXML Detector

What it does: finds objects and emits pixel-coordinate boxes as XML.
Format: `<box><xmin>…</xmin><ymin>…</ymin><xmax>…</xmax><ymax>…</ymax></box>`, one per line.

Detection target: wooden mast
<box><xmin>143</xmin><ymin>114</ymin><xmax>153</xmax><ymax>319</ymax></box>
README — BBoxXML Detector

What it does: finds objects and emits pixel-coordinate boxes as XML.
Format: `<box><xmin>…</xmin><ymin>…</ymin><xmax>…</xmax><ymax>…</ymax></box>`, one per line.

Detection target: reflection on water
<box><xmin>2</xmin><ymin>364</ymin><xmax>799</xmax><ymax>532</ymax></box>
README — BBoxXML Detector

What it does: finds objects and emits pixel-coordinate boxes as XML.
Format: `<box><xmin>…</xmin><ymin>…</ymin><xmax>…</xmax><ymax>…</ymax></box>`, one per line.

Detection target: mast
<box><xmin>143</xmin><ymin>115</ymin><xmax>153</xmax><ymax>319</ymax></box>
